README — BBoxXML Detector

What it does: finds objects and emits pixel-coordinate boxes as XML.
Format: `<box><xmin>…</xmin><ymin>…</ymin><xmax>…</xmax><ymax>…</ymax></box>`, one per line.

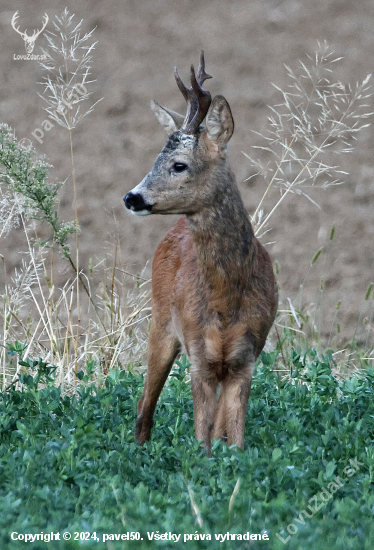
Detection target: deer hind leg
<box><xmin>212</xmin><ymin>365</ymin><xmax>253</xmax><ymax>450</ymax></box>
<box><xmin>136</xmin><ymin>326</ymin><xmax>180</xmax><ymax>444</ymax></box>
<box><xmin>190</xmin><ymin>367</ymin><xmax>218</xmax><ymax>455</ymax></box>
<box><xmin>212</xmin><ymin>388</ymin><xmax>227</xmax><ymax>442</ymax></box>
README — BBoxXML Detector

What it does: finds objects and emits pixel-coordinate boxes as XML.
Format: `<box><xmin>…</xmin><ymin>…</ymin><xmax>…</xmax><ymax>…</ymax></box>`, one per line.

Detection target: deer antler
<box><xmin>11</xmin><ymin>11</ymin><xmax>26</xmax><ymax>38</ymax></box>
<box><xmin>174</xmin><ymin>51</ymin><xmax>212</xmax><ymax>134</ymax></box>
<box><xmin>31</xmin><ymin>13</ymin><xmax>49</xmax><ymax>39</ymax></box>
<box><xmin>11</xmin><ymin>11</ymin><xmax>48</xmax><ymax>39</ymax></box>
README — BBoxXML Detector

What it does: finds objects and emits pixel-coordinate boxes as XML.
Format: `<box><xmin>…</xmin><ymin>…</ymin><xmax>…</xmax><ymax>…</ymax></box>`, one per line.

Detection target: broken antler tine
<box><xmin>195</xmin><ymin>50</ymin><xmax>212</xmax><ymax>86</ymax></box>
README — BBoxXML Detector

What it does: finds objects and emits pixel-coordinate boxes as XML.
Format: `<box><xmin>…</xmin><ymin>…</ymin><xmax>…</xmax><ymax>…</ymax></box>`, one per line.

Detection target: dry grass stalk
<box><xmin>244</xmin><ymin>42</ymin><xmax>372</xmax><ymax>236</ymax></box>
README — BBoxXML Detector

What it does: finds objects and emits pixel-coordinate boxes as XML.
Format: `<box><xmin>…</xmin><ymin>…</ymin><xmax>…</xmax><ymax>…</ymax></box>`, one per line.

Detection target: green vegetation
<box><xmin>0</xmin><ymin>345</ymin><xmax>373</xmax><ymax>549</ymax></box>
<box><xmin>0</xmin><ymin>123</ymin><xmax>77</xmax><ymax>256</ymax></box>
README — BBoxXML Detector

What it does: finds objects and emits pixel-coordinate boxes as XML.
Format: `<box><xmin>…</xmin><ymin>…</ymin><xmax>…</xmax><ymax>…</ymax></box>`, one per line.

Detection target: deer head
<box><xmin>11</xmin><ymin>11</ymin><xmax>48</xmax><ymax>54</ymax></box>
<box><xmin>124</xmin><ymin>51</ymin><xmax>235</xmax><ymax>217</ymax></box>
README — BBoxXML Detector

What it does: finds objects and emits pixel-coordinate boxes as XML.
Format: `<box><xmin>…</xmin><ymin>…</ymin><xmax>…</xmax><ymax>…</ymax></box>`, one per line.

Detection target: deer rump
<box><xmin>124</xmin><ymin>52</ymin><xmax>278</xmax><ymax>453</ymax></box>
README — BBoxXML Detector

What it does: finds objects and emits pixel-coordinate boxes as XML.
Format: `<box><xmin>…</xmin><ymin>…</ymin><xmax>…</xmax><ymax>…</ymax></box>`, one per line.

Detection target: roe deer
<box><xmin>124</xmin><ymin>52</ymin><xmax>278</xmax><ymax>453</ymax></box>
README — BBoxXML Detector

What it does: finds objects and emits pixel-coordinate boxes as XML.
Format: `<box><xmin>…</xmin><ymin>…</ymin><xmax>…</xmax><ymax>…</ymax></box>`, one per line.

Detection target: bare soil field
<box><xmin>0</xmin><ymin>0</ymin><xmax>373</xmax><ymax>347</ymax></box>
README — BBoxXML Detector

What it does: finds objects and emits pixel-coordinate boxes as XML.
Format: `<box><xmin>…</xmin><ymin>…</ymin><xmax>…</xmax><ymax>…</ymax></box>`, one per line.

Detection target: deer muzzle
<box><xmin>124</xmin><ymin>191</ymin><xmax>153</xmax><ymax>216</ymax></box>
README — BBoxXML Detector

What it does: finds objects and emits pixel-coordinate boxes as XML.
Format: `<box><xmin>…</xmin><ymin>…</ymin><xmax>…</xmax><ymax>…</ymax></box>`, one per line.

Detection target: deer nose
<box><xmin>124</xmin><ymin>192</ymin><xmax>151</xmax><ymax>212</ymax></box>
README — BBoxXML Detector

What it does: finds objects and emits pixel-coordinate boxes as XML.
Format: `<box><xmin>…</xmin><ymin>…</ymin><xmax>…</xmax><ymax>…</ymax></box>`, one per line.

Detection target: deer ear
<box><xmin>150</xmin><ymin>100</ymin><xmax>185</xmax><ymax>134</ymax></box>
<box><xmin>205</xmin><ymin>95</ymin><xmax>234</xmax><ymax>146</ymax></box>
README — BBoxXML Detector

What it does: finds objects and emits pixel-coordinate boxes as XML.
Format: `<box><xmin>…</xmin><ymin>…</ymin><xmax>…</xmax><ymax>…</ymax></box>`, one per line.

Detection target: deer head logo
<box><xmin>11</xmin><ymin>11</ymin><xmax>48</xmax><ymax>54</ymax></box>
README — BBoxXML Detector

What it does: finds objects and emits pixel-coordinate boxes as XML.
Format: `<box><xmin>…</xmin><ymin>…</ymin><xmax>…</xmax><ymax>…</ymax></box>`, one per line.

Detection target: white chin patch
<box><xmin>131</xmin><ymin>208</ymin><xmax>152</xmax><ymax>217</ymax></box>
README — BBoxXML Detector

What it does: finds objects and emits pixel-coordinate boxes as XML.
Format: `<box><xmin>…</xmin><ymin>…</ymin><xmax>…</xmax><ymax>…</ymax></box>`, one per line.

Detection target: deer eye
<box><xmin>172</xmin><ymin>162</ymin><xmax>188</xmax><ymax>173</ymax></box>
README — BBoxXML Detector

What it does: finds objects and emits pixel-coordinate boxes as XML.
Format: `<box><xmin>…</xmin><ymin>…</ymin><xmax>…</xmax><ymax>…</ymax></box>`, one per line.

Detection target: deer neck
<box><xmin>186</xmin><ymin>165</ymin><xmax>255</xmax><ymax>300</ymax></box>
